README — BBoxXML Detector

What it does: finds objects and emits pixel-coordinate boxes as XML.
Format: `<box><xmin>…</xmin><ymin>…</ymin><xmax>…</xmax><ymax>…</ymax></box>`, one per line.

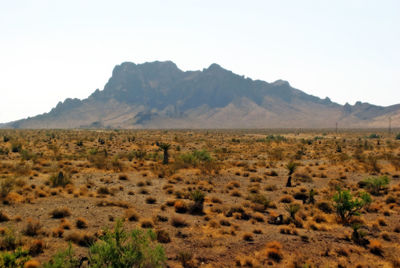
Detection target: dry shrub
<box><xmin>252</xmin><ymin>212</ymin><xmax>264</xmax><ymax>222</ymax></box>
<box><xmin>118</xmin><ymin>174</ymin><xmax>129</xmax><ymax>180</ymax></box>
<box><xmin>171</xmin><ymin>216</ymin><xmax>189</xmax><ymax>228</ymax></box>
<box><xmin>369</xmin><ymin>239</ymin><xmax>383</xmax><ymax>256</ymax></box>
<box><xmin>156</xmin><ymin>229</ymin><xmax>171</xmax><ymax>243</ymax></box>
<box><xmin>65</xmin><ymin>231</ymin><xmax>96</xmax><ymax>247</ymax></box>
<box><xmin>23</xmin><ymin>259</ymin><xmax>40</xmax><ymax>268</ymax></box>
<box><xmin>76</xmin><ymin>217</ymin><xmax>88</xmax><ymax>229</ymax></box>
<box><xmin>174</xmin><ymin>200</ymin><xmax>188</xmax><ymax>213</ymax></box>
<box><xmin>208</xmin><ymin>220</ymin><xmax>220</xmax><ymax>228</ymax></box>
<box><xmin>29</xmin><ymin>239</ymin><xmax>44</xmax><ymax>256</ymax></box>
<box><xmin>96</xmin><ymin>199</ymin><xmax>130</xmax><ymax>208</ymax></box>
<box><xmin>145</xmin><ymin>196</ymin><xmax>156</xmax><ymax>204</ymax></box>
<box><xmin>140</xmin><ymin>219</ymin><xmax>154</xmax><ymax>228</ymax></box>
<box><xmin>279</xmin><ymin>225</ymin><xmax>298</xmax><ymax>235</ymax></box>
<box><xmin>242</xmin><ymin>233</ymin><xmax>254</xmax><ymax>241</ymax></box>
<box><xmin>124</xmin><ymin>209</ymin><xmax>139</xmax><ymax>221</ymax></box>
<box><xmin>230</xmin><ymin>190</ymin><xmax>241</xmax><ymax>197</ymax></box>
<box><xmin>0</xmin><ymin>211</ymin><xmax>10</xmax><ymax>222</ymax></box>
<box><xmin>316</xmin><ymin>201</ymin><xmax>333</xmax><ymax>213</ymax></box>
<box><xmin>50</xmin><ymin>207</ymin><xmax>71</xmax><ymax>218</ymax></box>
<box><xmin>220</xmin><ymin>219</ymin><xmax>231</xmax><ymax>226</ymax></box>
<box><xmin>381</xmin><ymin>232</ymin><xmax>391</xmax><ymax>241</ymax></box>
<box><xmin>60</xmin><ymin>219</ymin><xmax>71</xmax><ymax>230</ymax></box>
<box><xmin>265</xmin><ymin>241</ymin><xmax>283</xmax><ymax>262</ymax></box>
<box><xmin>97</xmin><ymin>186</ymin><xmax>111</xmax><ymax>195</ymax></box>
<box><xmin>235</xmin><ymin>256</ymin><xmax>258</xmax><ymax>267</ymax></box>
<box><xmin>23</xmin><ymin>218</ymin><xmax>42</xmax><ymax>236</ymax></box>
<box><xmin>52</xmin><ymin>227</ymin><xmax>64</xmax><ymax>238</ymax></box>
<box><xmin>279</xmin><ymin>195</ymin><xmax>294</xmax><ymax>203</ymax></box>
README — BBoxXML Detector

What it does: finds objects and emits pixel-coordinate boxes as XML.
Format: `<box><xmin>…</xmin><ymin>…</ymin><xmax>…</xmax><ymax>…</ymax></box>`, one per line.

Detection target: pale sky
<box><xmin>1</xmin><ymin>0</ymin><xmax>399</xmax><ymax>123</ymax></box>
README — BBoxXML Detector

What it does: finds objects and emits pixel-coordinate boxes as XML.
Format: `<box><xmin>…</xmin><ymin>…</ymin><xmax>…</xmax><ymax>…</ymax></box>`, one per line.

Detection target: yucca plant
<box><xmin>285</xmin><ymin>161</ymin><xmax>297</xmax><ymax>187</ymax></box>
<box><xmin>158</xmin><ymin>143</ymin><xmax>171</xmax><ymax>165</ymax></box>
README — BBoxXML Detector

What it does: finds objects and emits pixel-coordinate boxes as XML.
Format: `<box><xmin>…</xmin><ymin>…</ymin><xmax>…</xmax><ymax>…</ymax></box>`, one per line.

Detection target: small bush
<box><xmin>76</xmin><ymin>218</ymin><xmax>88</xmax><ymax>229</ymax></box>
<box><xmin>396</xmin><ymin>133</ymin><xmax>400</xmax><ymax>140</ymax></box>
<box><xmin>146</xmin><ymin>197</ymin><xmax>157</xmax><ymax>204</ymax></box>
<box><xmin>29</xmin><ymin>239</ymin><xmax>44</xmax><ymax>256</ymax></box>
<box><xmin>88</xmin><ymin>221</ymin><xmax>165</xmax><ymax>267</ymax></box>
<box><xmin>124</xmin><ymin>209</ymin><xmax>139</xmax><ymax>221</ymax></box>
<box><xmin>265</xmin><ymin>241</ymin><xmax>283</xmax><ymax>262</ymax></box>
<box><xmin>0</xmin><ymin>211</ymin><xmax>10</xmax><ymax>222</ymax></box>
<box><xmin>0</xmin><ymin>178</ymin><xmax>14</xmax><ymax>197</ymax></box>
<box><xmin>50</xmin><ymin>208</ymin><xmax>71</xmax><ymax>219</ymax></box>
<box><xmin>333</xmin><ymin>188</ymin><xmax>371</xmax><ymax>224</ymax></box>
<box><xmin>156</xmin><ymin>230</ymin><xmax>171</xmax><ymax>243</ymax></box>
<box><xmin>65</xmin><ymin>232</ymin><xmax>96</xmax><ymax>247</ymax></box>
<box><xmin>0</xmin><ymin>228</ymin><xmax>21</xmax><ymax>250</ymax></box>
<box><xmin>42</xmin><ymin>243</ymin><xmax>80</xmax><ymax>268</ymax></box>
<box><xmin>361</xmin><ymin>176</ymin><xmax>390</xmax><ymax>195</ymax></box>
<box><xmin>171</xmin><ymin>216</ymin><xmax>189</xmax><ymax>228</ymax></box>
<box><xmin>369</xmin><ymin>239</ymin><xmax>383</xmax><ymax>256</ymax></box>
<box><xmin>23</xmin><ymin>218</ymin><xmax>42</xmax><ymax>236</ymax></box>
<box><xmin>0</xmin><ymin>247</ymin><xmax>30</xmax><ymax>267</ymax></box>
<box><xmin>174</xmin><ymin>200</ymin><xmax>188</xmax><ymax>213</ymax></box>
<box><xmin>49</xmin><ymin>172</ymin><xmax>71</xmax><ymax>188</ymax></box>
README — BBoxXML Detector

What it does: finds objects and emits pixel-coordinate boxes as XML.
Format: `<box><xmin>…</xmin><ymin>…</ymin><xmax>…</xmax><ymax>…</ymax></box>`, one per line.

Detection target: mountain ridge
<box><xmin>3</xmin><ymin>61</ymin><xmax>399</xmax><ymax>129</ymax></box>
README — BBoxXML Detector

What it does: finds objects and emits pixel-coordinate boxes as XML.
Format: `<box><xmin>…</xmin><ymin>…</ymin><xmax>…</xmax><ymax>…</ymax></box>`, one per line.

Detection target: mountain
<box><xmin>4</xmin><ymin>61</ymin><xmax>400</xmax><ymax>129</ymax></box>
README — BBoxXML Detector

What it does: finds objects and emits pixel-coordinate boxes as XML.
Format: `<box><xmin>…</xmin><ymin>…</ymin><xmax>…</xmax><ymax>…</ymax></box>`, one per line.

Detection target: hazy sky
<box><xmin>1</xmin><ymin>0</ymin><xmax>399</xmax><ymax>123</ymax></box>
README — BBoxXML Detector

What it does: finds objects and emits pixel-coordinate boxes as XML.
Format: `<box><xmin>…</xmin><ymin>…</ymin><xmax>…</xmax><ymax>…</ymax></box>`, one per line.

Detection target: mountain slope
<box><xmin>5</xmin><ymin>61</ymin><xmax>400</xmax><ymax>129</ymax></box>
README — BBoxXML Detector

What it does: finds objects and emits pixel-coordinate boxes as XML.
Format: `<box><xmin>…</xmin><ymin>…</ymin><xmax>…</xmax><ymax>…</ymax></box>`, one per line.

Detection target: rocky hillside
<box><xmin>5</xmin><ymin>61</ymin><xmax>400</xmax><ymax>129</ymax></box>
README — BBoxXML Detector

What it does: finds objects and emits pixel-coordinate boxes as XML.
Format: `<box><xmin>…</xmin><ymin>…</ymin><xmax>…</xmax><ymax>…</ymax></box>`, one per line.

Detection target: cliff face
<box><xmin>6</xmin><ymin>61</ymin><xmax>400</xmax><ymax>129</ymax></box>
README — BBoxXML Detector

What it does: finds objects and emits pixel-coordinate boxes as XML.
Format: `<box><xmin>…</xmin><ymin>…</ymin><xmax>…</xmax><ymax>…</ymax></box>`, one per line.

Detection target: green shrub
<box><xmin>88</xmin><ymin>221</ymin><xmax>165</xmax><ymax>267</ymax></box>
<box><xmin>42</xmin><ymin>243</ymin><xmax>80</xmax><ymax>268</ymax></box>
<box><xmin>20</xmin><ymin>150</ymin><xmax>37</xmax><ymax>161</ymax></box>
<box><xmin>190</xmin><ymin>190</ymin><xmax>205</xmax><ymax>203</ymax></box>
<box><xmin>396</xmin><ymin>133</ymin><xmax>400</xmax><ymax>140</ymax></box>
<box><xmin>177</xmin><ymin>149</ymin><xmax>213</xmax><ymax>167</ymax></box>
<box><xmin>0</xmin><ymin>228</ymin><xmax>21</xmax><ymax>251</ymax></box>
<box><xmin>333</xmin><ymin>188</ymin><xmax>371</xmax><ymax>224</ymax></box>
<box><xmin>249</xmin><ymin>194</ymin><xmax>271</xmax><ymax>209</ymax></box>
<box><xmin>0</xmin><ymin>247</ymin><xmax>30</xmax><ymax>268</ymax></box>
<box><xmin>189</xmin><ymin>190</ymin><xmax>206</xmax><ymax>214</ymax></box>
<box><xmin>284</xmin><ymin>203</ymin><xmax>300</xmax><ymax>219</ymax></box>
<box><xmin>368</xmin><ymin>133</ymin><xmax>379</xmax><ymax>139</ymax></box>
<box><xmin>360</xmin><ymin>176</ymin><xmax>390</xmax><ymax>195</ymax></box>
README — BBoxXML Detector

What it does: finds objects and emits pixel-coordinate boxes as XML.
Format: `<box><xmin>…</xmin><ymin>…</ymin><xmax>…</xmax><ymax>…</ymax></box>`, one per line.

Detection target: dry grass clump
<box><xmin>264</xmin><ymin>241</ymin><xmax>283</xmax><ymax>262</ymax></box>
<box><xmin>50</xmin><ymin>207</ymin><xmax>71</xmax><ymax>218</ymax></box>
<box><xmin>0</xmin><ymin>210</ymin><xmax>10</xmax><ymax>222</ymax></box>
<box><xmin>279</xmin><ymin>225</ymin><xmax>298</xmax><ymax>235</ymax></box>
<box><xmin>140</xmin><ymin>219</ymin><xmax>154</xmax><ymax>228</ymax></box>
<box><xmin>52</xmin><ymin>227</ymin><xmax>64</xmax><ymax>238</ymax></box>
<box><xmin>156</xmin><ymin>229</ymin><xmax>171</xmax><ymax>243</ymax></box>
<box><xmin>118</xmin><ymin>174</ymin><xmax>129</xmax><ymax>180</ymax></box>
<box><xmin>279</xmin><ymin>195</ymin><xmax>294</xmax><ymax>203</ymax></box>
<box><xmin>96</xmin><ymin>199</ymin><xmax>130</xmax><ymax>208</ymax></box>
<box><xmin>23</xmin><ymin>259</ymin><xmax>41</xmax><ymax>268</ymax></box>
<box><xmin>174</xmin><ymin>200</ymin><xmax>188</xmax><ymax>213</ymax></box>
<box><xmin>124</xmin><ymin>208</ymin><xmax>139</xmax><ymax>221</ymax></box>
<box><xmin>75</xmin><ymin>217</ymin><xmax>88</xmax><ymax>229</ymax></box>
<box><xmin>29</xmin><ymin>239</ymin><xmax>44</xmax><ymax>256</ymax></box>
<box><xmin>23</xmin><ymin>218</ymin><xmax>42</xmax><ymax>236</ymax></box>
<box><xmin>171</xmin><ymin>216</ymin><xmax>189</xmax><ymax>228</ymax></box>
<box><xmin>242</xmin><ymin>232</ymin><xmax>254</xmax><ymax>241</ymax></box>
<box><xmin>65</xmin><ymin>231</ymin><xmax>96</xmax><ymax>247</ymax></box>
<box><xmin>145</xmin><ymin>196</ymin><xmax>157</xmax><ymax>204</ymax></box>
<box><xmin>369</xmin><ymin>239</ymin><xmax>384</xmax><ymax>256</ymax></box>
